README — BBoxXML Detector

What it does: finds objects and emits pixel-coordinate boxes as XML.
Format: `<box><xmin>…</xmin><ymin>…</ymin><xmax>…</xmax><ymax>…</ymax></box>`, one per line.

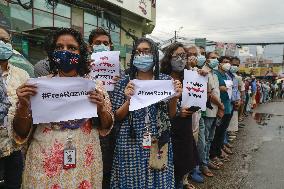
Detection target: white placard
<box><xmin>181</xmin><ymin>70</ymin><xmax>208</xmax><ymax>110</ymax></box>
<box><xmin>239</xmin><ymin>46</ymin><xmax>250</xmax><ymax>56</ymax></box>
<box><xmin>90</xmin><ymin>51</ymin><xmax>120</xmax><ymax>91</ymax></box>
<box><xmin>129</xmin><ymin>80</ymin><xmax>176</xmax><ymax>111</ymax></box>
<box><xmin>29</xmin><ymin>77</ymin><xmax>97</xmax><ymax>124</ymax></box>
<box><xmin>224</xmin><ymin>80</ymin><xmax>233</xmax><ymax>100</ymax></box>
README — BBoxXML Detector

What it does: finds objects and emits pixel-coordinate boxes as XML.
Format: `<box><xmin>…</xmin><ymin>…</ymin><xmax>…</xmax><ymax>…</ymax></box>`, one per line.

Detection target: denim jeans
<box><xmin>224</xmin><ymin>131</ymin><xmax>229</xmax><ymax>145</ymax></box>
<box><xmin>197</xmin><ymin>117</ymin><xmax>205</xmax><ymax>166</ymax></box>
<box><xmin>203</xmin><ymin>117</ymin><xmax>216</xmax><ymax>166</ymax></box>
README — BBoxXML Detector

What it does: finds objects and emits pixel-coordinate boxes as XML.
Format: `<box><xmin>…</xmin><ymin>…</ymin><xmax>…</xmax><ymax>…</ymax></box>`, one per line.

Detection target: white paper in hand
<box><xmin>90</xmin><ymin>51</ymin><xmax>120</xmax><ymax>91</ymax></box>
<box><xmin>129</xmin><ymin>80</ymin><xmax>176</xmax><ymax>111</ymax></box>
<box><xmin>181</xmin><ymin>69</ymin><xmax>208</xmax><ymax>110</ymax></box>
<box><xmin>224</xmin><ymin>80</ymin><xmax>233</xmax><ymax>100</ymax></box>
<box><xmin>29</xmin><ymin>77</ymin><xmax>97</xmax><ymax>124</ymax></box>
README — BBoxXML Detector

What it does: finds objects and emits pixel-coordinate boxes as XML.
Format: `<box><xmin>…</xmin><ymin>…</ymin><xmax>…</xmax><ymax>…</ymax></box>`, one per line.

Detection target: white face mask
<box><xmin>222</xmin><ymin>63</ymin><xmax>231</xmax><ymax>72</ymax></box>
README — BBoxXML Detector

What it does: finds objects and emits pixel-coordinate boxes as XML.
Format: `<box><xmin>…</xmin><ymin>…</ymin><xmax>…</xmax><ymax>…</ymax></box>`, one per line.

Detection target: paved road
<box><xmin>197</xmin><ymin>100</ymin><xmax>284</xmax><ymax>189</ymax></box>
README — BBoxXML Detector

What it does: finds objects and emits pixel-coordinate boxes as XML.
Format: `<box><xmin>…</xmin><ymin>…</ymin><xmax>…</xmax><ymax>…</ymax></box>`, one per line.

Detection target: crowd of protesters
<box><xmin>0</xmin><ymin>25</ymin><xmax>279</xmax><ymax>189</ymax></box>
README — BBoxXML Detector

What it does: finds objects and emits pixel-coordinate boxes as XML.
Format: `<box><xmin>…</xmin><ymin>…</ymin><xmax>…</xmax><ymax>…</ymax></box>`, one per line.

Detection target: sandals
<box><xmin>223</xmin><ymin>146</ymin><xmax>233</xmax><ymax>155</ymax></box>
<box><xmin>225</xmin><ymin>143</ymin><xmax>233</xmax><ymax>148</ymax></box>
<box><xmin>211</xmin><ymin>157</ymin><xmax>224</xmax><ymax>166</ymax></box>
<box><xmin>208</xmin><ymin>161</ymin><xmax>220</xmax><ymax>170</ymax></box>
<box><xmin>201</xmin><ymin>166</ymin><xmax>214</xmax><ymax>177</ymax></box>
<box><xmin>183</xmin><ymin>184</ymin><xmax>196</xmax><ymax>189</ymax></box>
<box><xmin>220</xmin><ymin>152</ymin><xmax>231</xmax><ymax>162</ymax></box>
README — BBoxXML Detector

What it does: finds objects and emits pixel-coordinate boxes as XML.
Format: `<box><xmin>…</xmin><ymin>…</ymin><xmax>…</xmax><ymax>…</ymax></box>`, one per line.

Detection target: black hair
<box><xmin>46</xmin><ymin>28</ymin><xmax>90</xmax><ymax>76</ymax></box>
<box><xmin>205</xmin><ymin>51</ymin><xmax>215</xmax><ymax>59</ymax></box>
<box><xmin>88</xmin><ymin>27</ymin><xmax>113</xmax><ymax>50</ymax></box>
<box><xmin>129</xmin><ymin>37</ymin><xmax>160</xmax><ymax>80</ymax></box>
<box><xmin>231</xmin><ymin>56</ymin><xmax>240</xmax><ymax>62</ymax></box>
<box><xmin>160</xmin><ymin>42</ymin><xmax>184</xmax><ymax>75</ymax></box>
<box><xmin>218</xmin><ymin>56</ymin><xmax>231</xmax><ymax>63</ymax></box>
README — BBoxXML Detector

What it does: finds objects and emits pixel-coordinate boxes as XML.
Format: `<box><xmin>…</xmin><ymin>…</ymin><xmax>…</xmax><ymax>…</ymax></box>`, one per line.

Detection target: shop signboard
<box><xmin>106</xmin><ymin>0</ymin><xmax>152</xmax><ymax>20</ymax></box>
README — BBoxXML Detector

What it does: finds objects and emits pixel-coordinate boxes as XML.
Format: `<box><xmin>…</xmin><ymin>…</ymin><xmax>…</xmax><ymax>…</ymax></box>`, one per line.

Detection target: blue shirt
<box><xmin>214</xmin><ymin>70</ymin><xmax>232</xmax><ymax>115</ymax></box>
<box><xmin>251</xmin><ymin>80</ymin><xmax>257</xmax><ymax>93</ymax></box>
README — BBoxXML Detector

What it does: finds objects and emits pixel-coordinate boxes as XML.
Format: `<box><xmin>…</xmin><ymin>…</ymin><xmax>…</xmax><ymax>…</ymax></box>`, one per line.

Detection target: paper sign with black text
<box><xmin>129</xmin><ymin>80</ymin><xmax>176</xmax><ymax>111</ymax></box>
<box><xmin>224</xmin><ymin>80</ymin><xmax>233</xmax><ymax>100</ymax></box>
<box><xmin>29</xmin><ymin>77</ymin><xmax>97</xmax><ymax>124</ymax></box>
<box><xmin>90</xmin><ymin>51</ymin><xmax>120</xmax><ymax>91</ymax></box>
<box><xmin>181</xmin><ymin>70</ymin><xmax>208</xmax><ymax>110</ymax></box>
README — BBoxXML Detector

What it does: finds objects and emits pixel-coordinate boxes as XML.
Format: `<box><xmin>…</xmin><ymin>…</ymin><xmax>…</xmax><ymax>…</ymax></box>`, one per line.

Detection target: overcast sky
<box><xmin>151</xmin><ymin>0</ymin><xmax>284</xmax><ymax>43</ymax></box>
<box><xmin>150</xmin><ymin>0</ymin><xmax>284</xmax><ymax>63</ymax></box>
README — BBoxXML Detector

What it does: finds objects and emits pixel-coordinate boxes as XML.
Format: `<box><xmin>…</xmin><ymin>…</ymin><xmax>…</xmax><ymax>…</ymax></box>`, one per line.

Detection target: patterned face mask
<box><xmin>52</xmin><ymin>50</ymin><xmax>80</xmax><ymax>73</ymax></box>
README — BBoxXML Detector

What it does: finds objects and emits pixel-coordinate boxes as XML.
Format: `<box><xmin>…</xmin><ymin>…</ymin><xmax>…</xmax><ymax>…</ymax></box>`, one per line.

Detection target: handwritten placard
<box><xmin>90</xmin><ymin>51</ymin><xmax>120</xmax><ymax>91</ymax></box>
<box><xmin>224</xmin><ymin>80</ymin><xmax>233</xmax><ymax>100</ymax></box>
<box><xmin>181</xmin><ymin>70</ymin><xmax>208</xmax><ymax>110</ymax></box>
<box><xmin>29</xmin><ymin>77</ymin><xmax>97</xmax><ymax>124</ymax></box>
<box><xmin>129</xmin><ymin>80</ymin><xmax>176</xmax><ymax>111</ymax></box>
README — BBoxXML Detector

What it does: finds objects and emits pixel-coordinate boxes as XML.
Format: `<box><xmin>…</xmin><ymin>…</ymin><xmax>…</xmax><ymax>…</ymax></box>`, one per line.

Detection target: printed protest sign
<box><xmin>181</xmin><ymin>70</ymin><xmax>208</xmax><ymax>110</ymax></box>
<box><xmin>225</xmin><ymin>43</ymin><xmax>236</xmax><ymax>57</ymax></box>
<box><xmin>239</xmin><ymin>46</ymin><xmax>250</xmax><ymax>56</ymax></box>
<box><xmin>29</xmin><ymin>77</ymin><xmax>97</xmax><ymax>124</ymax></box>
<box><xmin>90</xmin><ymin>51</ymin><xmax>120</xmax><ymax>91</ymax></box>
<box><xmin>215</xmin><ymin>42</ymin><xmax>225</xmax><ymax>56</ymax></box>
<box><xmin>129</xmin><ymin>80</ymin><xmax>176</xmax><ymax>111</ymax></box>
<box><xmin>224</xmin><ymin>80</ymin><xmax>233</xmax><ymax>100</ymax></box>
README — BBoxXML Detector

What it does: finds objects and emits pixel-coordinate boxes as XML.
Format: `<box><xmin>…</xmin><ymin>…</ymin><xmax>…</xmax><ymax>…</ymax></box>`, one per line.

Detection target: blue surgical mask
<box><xmin>230</xmin><ymin>65</ymin><xmax>239</xmax><ymax>73</ymax></box>
<box><xmin>133</xmin><ymin>54</ymin><xmax>154</xmax><ymax>72</ymax></box>
<box><xmin>93</xmin><ymin>44</ymin><xmax>110</xmax><ymax>53</ymax></box>
<box><xmin>197</xmin><ymin>55</ymin><xmax>206</xmax><ymax>67</ymax></box>
<box><xmin>0</xmin><ymin>41</ymin><xmax>13</xmax><ymax>61</ymax></box>
<box><xmin>208</xmin><ymin>58</ymin><xmax>219</xmax><ymax>69</ymax></box>
<box><xmin>52</xmin><ymin>50</ymin><xmax>80</xmax><ymax>73</ymax></box>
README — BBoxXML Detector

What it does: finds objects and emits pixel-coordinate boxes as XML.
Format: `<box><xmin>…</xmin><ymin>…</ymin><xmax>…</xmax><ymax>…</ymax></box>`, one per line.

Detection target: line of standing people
<box><xmin>0</xmin><ymin>26</ymin><xmax>249</xmax><ymax>189</ymax></box>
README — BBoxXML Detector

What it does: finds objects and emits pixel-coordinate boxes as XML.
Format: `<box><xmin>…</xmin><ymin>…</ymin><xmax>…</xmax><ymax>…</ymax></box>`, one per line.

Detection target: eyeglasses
<box><xmin>187</xmin><ymin>52</ymin><xmax>198</xmax><ymax>57</ymax></box>
<box><xmin>135</xmin><ymin>48</ymin><xmax>152</xmax><ymax>55</ymax></box>
<box><xmin>172</xmin><ymin>53</ymin><xmax>187</xmax><ymax>60</ymax></box>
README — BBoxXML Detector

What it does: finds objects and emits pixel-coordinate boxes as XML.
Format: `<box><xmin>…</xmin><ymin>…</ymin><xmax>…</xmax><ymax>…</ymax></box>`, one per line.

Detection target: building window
<box><xmin>54</xmin><ymin>3</ymin><xmax>71</xmax><ymax>18</ymax></box>
<box><xmin>110</xmin><ymin>30</ymin><xmax>120</xmax><ymax>47</ymax></box>
<box><xmin>54</xmin><ymin>16</ymin><xmax>70</xmax><ymax>28</ymax></box>
<box><xmin>84</xmin><ymin>12</ymin><xmax>97</xmax><ymax>40</ymax></box>
<box><xmin>33</xmin><ymin>0</ymin><xmax>53</xmax><ymax>13</ymax></box>
<box><xmin>33</xmin><ymin>1</ymin><xmax>71</xmax><ymax>28</ymax></box>
<box><xmin>34</xmin><ymin>9</ymin><xmax>53</xmax><ymax>28</ymax></box>
<box><xmin>84</xmin><ymin>12</ymin><xmax>121</xmax><ymax>46</ymax></box>
<box><xmin>10</xmin><ymin>4</ymin><xmax>32</xmax><ymax>31</ymax></box>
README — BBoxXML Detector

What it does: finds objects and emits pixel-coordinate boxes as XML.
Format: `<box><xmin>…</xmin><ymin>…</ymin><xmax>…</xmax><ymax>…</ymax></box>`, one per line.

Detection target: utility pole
<box><xmin>174</xmin><ymin>27</ymin><xmax>183</xmax><ymax>43</ymax></box>
<box><xmin>282</xmin><ymin>46</ymin><xmax>284</xmax><ymax>74</ymax></box>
